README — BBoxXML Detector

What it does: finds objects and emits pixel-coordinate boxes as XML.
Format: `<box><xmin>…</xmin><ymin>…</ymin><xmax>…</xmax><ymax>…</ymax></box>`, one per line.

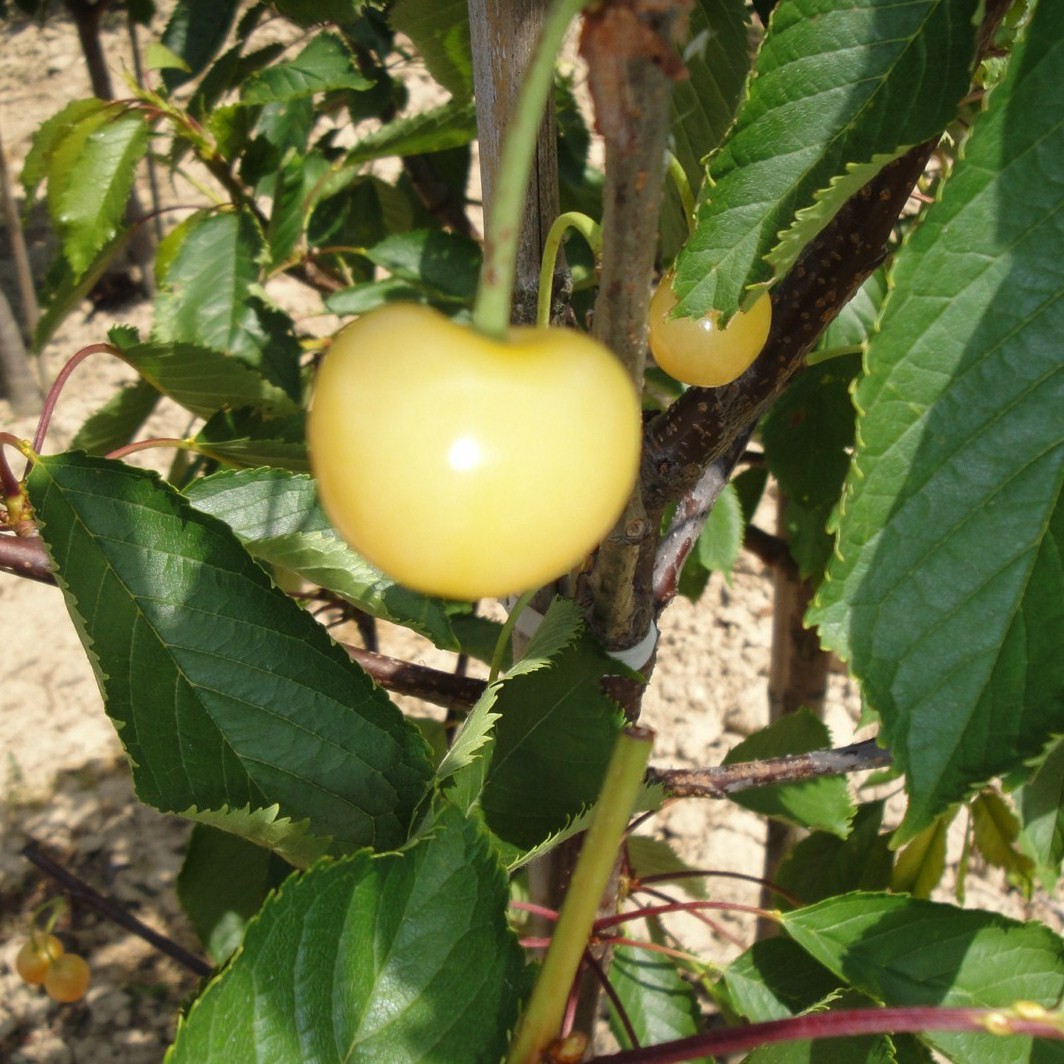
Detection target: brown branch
<box><xmin>648</xmin><ymin>738</ymin><xmax>891</xmax><ymax>798</ymax></box>
<box><xmin>344</xmin><ymin>644</ymin><xmax>486</xmax><ymax>711</ymax></box>
<box><xmin>21</xmin><ymin>839</ymin><xmax>213</xmax><ymax>978</ymax></box>
<box><xmin>744</xmin><ymin>523</ymin><xmax>799</xmax><ymax>580</ymax></box>
<box><xmin>0</xmin><ymin>532</ymin><xmax>55</xmax><ymax>584</ymax></box>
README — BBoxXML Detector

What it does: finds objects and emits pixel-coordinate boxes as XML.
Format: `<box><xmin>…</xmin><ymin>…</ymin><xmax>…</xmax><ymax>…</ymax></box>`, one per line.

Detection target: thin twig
<box><xmin>648</xmin><ymin>738</ymin><xmax>891</xmax><ymax>798</ymax></box>
<box><xmin>344</xmin><ymin>644</ymin><xmax>486</xmax><ymax>711</ymax></box>
<box><xmin>0</xmin><ymin>532</ymin><xmax>53</xmax><ymax>583</ymax></box>
<box><xmin>20</xmin><ymin>839</ymin><xmax>213</xmax><ymax>978</ymax></box>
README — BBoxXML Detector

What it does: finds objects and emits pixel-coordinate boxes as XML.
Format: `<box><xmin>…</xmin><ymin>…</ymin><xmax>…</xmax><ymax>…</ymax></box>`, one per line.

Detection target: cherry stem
<box><xmin>536</xmin><ymin>212</ymin><xmax>602</xmax><ymax>327</ymax></box>
<box><xmin>594</xmin><ymin>898</ymin><xmax>775</xmax><ymax>934</ymax></box>
<box><xmin>106</xmin><ymin>437</ymin><xmax>193</xmax><ymax>462</ymax></box>
<box><xmin>472</xmin><ymin>0</ymin><xmax>592</xmax><ymax>340</ymax></box>
<box><xmin>664</xmin><ymin>152</ymin><xmax>695</xmax><ymax>236</ymax></box>
<box><xmin>506</xmin><ymin>726</ymin><xmax>654</xmax><ymax>1064</ymax></box>
<box><xmin>33</xmin><ymin>343</ymin><xmax>121</xmax><ymax>454</ymax></box>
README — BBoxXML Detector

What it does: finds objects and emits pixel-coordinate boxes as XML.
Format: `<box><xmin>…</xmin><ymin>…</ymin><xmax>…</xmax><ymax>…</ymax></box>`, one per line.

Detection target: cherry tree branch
<box><xmin>0</xmin><ymin>532</ymin><xmax>53</xmax><ymax>584</ymax></box>
<box><xmin>648</xmin><ymin>738</ymin><xmax>891</xmax><ymax>798</ymax></box>
<box><xmin>343</xmin><ymin>644</ymin><xmax>486</xmax><ymax>711</ymax></box>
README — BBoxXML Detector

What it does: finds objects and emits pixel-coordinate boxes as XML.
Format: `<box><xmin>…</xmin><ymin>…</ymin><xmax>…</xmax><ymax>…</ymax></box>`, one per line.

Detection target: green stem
<box><xmin>536</xmin><ymin>212</ymin><xmax>602</xmax><ymax>327</ymax></box>
<box><xmin>472</xmin><ymin>0</ymin><xmax>591</xmax><ymax>340</ymax></box>
<box><xmin>665</xmin><ymin>152</ymin><xmax>695</xmax><ymax>235</ymax></box>
<box><xmin>506</xmin><ymin>726</ymin><xmax>655</xmax><ymax>1064</ymax></box>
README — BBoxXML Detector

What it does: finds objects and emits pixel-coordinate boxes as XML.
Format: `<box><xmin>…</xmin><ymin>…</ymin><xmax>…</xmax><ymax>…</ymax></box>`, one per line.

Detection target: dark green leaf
<box><xmin>774</xmin><ymin>801</ymin><xmax>893</xmax><ymax>910</ymax></box>
<box><xmin>390</xmin><ymin>0</ymin><xmax>473</xmax><ymax>100</ymax></box>
<box><xmin>609</xmin><ymin>945</ymin><xmax>705</xmax><ymax>1057</ymax></box>
<box><xmin>811</xmin><ymin>269</ymin><xmax>888</xmax><ymax>360</ymax></box>
<box><xmin>809</xmin><ymin>11</ymin><xmax>1064</xmax><ymax>840</ymax></box>
<box><xmin>781</xmin><ymin>892</ymin><xmax>1064</xmax><ymax>1064</ymax></box>
<box><xmin>325</xmin><ymin>278</ymin><xmax>430</xmax><ymax>316</ymax></box>
<box><xmin>366</xmin><ymin>228</ymin><xmax>482</xmax><ymax>303</ymax></box>
<box><xmin>194</xmin><ymin>408</ymin><xmax>309</xmax><ymax>471</ymax></box>
<box><xmin>478</xmin><ymin>641</ymin><xmax>626</xmax><ymax>850</ymax></box>
<box><xmin>177</xmin><ymin>823</ymin><xmax>291</xmax><ymax>964</ymax></box>
<box><xmin>166</xmin><ymin>806</ymin><xmax>527</xmax><ymax>1064</ymax></box>
<box><xmin>724</xmin><ymin>709</ymin><xmax>855</xmax><ymax>836</ymax></box>
<box><xmin>674</xmin><ymin>0</ymin><xmax>980</xmax><ymax>321</ymax></box>
<box><xmin>161</xmin><ymin>0</ymin><xmax>240</xmax><ymax>91</ymax></box>
<box><xmin>27</xmin><ymin>453</ymin><xmax>432</xmax><ymax>857</ymax></box>
<box><xmin>184</xmin><ymin>467</ymin><xmax>459</xmax><ymax>650</ymax></box>
<box><xmin>724</xmin><ymin>937</ymin><xmax>842</xmax><ymax>1022</ymax></box>
<box><xmin>241</xmin><ymin>33</ymin><xmax>372</xmax><ymax>104</ymax></box>
<box><xmin>273</xmin><ymin>0</ymin><xmax>366</xmax><ymax>25</ymax></box>
<box><xmin>661</xmin><ymin>0</ymin><xmax>751</xmax><ymax>258</ymax></box>
<box><xmin>762</xmin><ymin>354</ymin><xmax>861</xmax><ymax>580</ymax></box>
<box><xmin>108</xmin><ymin>329</ymin><xmax>298</xmax><ymax>419</ymax></box>
<box><xmin>1016</xmin><ymin>737</ymin><xmax>1064</xmax><ymax>892</ymax></box>
<box><xmin>69</xmin><ymin>379</ymin><xmax>161</xmax><ymax>456</ymax></box>
<box><xmin>192</xmin><ymin>41</ymin><xmax>284</xmax><ymax>120</ymax></box>
<box><xmin>342</xmin><ymin>98</ymin><xmax>477</xmax><ymax>164</ymax></box>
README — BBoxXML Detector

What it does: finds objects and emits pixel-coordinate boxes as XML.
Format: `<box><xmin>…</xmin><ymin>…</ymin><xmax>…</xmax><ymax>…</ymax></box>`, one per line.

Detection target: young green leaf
<box><xmin>809</xmin><ymin>9</ymin><xmax>1064</xmax><ymax>841</ymax></box>
<box><xmin>240</xmin><ymin>33</ymin><xmax>372</xmax><ymax>104</ymax></box>
<box><xmin>185</xmin><ymin>467</ymin><xmax>459</xmax><ymax>650</ymax></box>
<box><xmin>890</xmin><ymin>814</ymin><xmax>952</xmax><ymax>899</ymax></box>
<box><xmin>166</xmin><ymin>806</ymin><xmax>527</xmax><ymax>1064</ymax></box>
<box><xmin>781</xmin><ymin>892</ymin><xmax>1064</xmax><ymax>1064</ymax></box>
<box><xmin>27</xmin><ymin>453</ymin><xmax>433</xmax><ymax>855</ymax></box>
<box><xmin>674</xmin><ymin>0</ymin><xmax>980</xmax><ymax>321</ymax></box>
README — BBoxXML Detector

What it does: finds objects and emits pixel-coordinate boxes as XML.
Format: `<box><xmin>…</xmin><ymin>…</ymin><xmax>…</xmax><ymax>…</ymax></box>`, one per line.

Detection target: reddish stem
<box><xmin>33</xmin><ymin>343</ymin><xmax>121</xmax><ymax>454</ymax></box>
<box><xmin>595</xmin><ymin>899</ymin><xmax>774</xmax><ymax>934</ymax></box>
<box><xmin>590</xmin><ymin>1005</ymin><xmax>1063</xmax><ymax>1063</ymax></box>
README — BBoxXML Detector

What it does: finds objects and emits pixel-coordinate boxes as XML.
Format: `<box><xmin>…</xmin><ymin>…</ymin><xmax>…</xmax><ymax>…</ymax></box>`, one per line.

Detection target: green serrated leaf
<box><xmin>661</xmin><ymin>0</ymin><xmax>751</xmax><ymax>259</ymax></box>
<box><xmin>674</xmin><ymin>0</ymin><xmax>980</xmax><ymax>321</ymax></box>
<box><xmin>390</xmin><ymin>0</ymin><xmax>473</xmax><ymax>100</ymax></box>
<box><xmin>241</xmin><ymin>33</ymin><xmax>372</xmax><ymax>105</ymax></box>
<box><xmin>609</xmin><ymin>945</ymin><xmax>706</xmax><ymax>1057</ymax></box>
<box><xmin>193</xmin><ymin>408</ymin><xmax>309</xmax><ymax>471</ymax></box>
<box><xmin>343</xmin><ymin>98</ymin><xmax>477</xmax><ymax>165</ymax></box>
<box><xmin>366</xmin><ymin>228</ymin><xmax>482</xmax><ymax>303</ymax></box>
<box><xmin>47</xmin><ymin>106</ymin><xmax>148</xmax><ymax>277</ymax></box>
<box><xmin>324</xmin><ymin>277</ymin><xmax>430</xmax><ymax>316</ymax></box>
<box><xmin>69</xmin><ymin>378</ymin><xmax>161</xmax><ymax>456</ymax></box>
<box><xmin>21</xmin><ymin>98</ymin><xmax>110</xmax><ymax>204</ymax></box>
<box><xmin>477</xmin><ymin>641</ymin><xmax>626</xmax><ymax>850</ymax></box>
<box><xmin>179</xmin><ymin>803</ymin><xmax>329</xmax><ymax>871</ymax></box>
<box><xmin>27</xmin><ymin>453</ymin><xmax>433</xmax><ymax>855</ymax></box>
<box><xmin>762</xmin><ymin>354</ymin><xmax>862</xmax><ymax>580</ymax></box>
<box><xmin>774</xmin><ymin>801</ymin><xmax>894</xmax><ymax>909</ymax></box>
<box><xmin>107</xmin><ymin>328</ymin><xmax>298</xmax><ymax>419</ymax></box>
<box><xmin>809</xmin><ymin>10</ymin><xmax>1064</xmax><ymax>841</ymax></box>
<box><xmin>509</xmin><ymin>595</ymin><xmax>584</xmax><ymax>677</ymax></box>
<box><xmin>1016</xmin><ymin>737</ymin><xmax>1064</xmax><ymax>892</ymax></box>
<box><xmin>160</xmin><ymin>0</ymin><xmax>240</xmax><ymax>91</ymax></box>
<box><xmin>184</xmin><ymin>467</ymin><xmax>459</xmax><ymax>650</ymax></box>
<box><xmin>176</xmin><ymin>823</ymin><xmax>292</xmax><ymax>964</ymax></box>
<box><xmin>780</xmin><ymin>892</ymin><xmax>1064</xmax><ymax>1064</ymax></box>
<box><xmin>437</xmin><ymin>684</ymin><xmax>500</xmax><ymax>786</ymax></box>
<box><xmin>724</xmin><ymin>708</ymin><xmax>855</xmax><ymax>836</ymax></box>
<box><xmin>166</xmin><ymin>806</ymin><xmax>527</xmax><ymax>1064</ymax></box>
<box><xmin>696</xmin><ymin>480</ymin><xmax>745</xmax><ymax>583</ymax></box>
<box><xmin>724</xmin><ymin>936</ymin><xmax>843</xmax><ymax>1023</ymax></box>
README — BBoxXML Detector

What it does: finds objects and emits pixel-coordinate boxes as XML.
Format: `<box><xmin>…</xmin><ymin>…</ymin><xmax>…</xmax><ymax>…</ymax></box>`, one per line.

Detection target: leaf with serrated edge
<box><xmin>241</xmin><ymin>33</ymin><xmax>371</xmax><ymax>104</ymax></box>
<box><xmin>674</xmin><ymin>0</ymin><xmax>979</xmax><ymax>322</ymax></box>
<box><xmin>28</xmin><ymin>453</ymin><xmax>432</xmax><ymax>855</ymax></box>
<box><xmin>809</xmin><ymin>11</ymin><xmax>1064</xmax><ymax>840</ymax></box>
<box><xmin>508</xmin><ymin>595</ymin><xmax>583</xmax><ymax>678</ymax></box>
<box><xmin>165</xmin><ymin>806</ymin><xmax>527</xmax><ymax>1064</ymax></box>
<box><xmin>184</xmin><ymin>468</ymin><xmax>458</xmax><ymax>650</ymax></box>
<box><xmin>781</xmin><ymin>892</ymin><xmax>1064</xmax><ymax>1064</ymax></box>
<box><xmin>181</xmin><ymin>804</ymin><xmax>328</xmax><ymax>870</ymax></box>
<box><xmin>107</xmin><ymin>330</ymin><xmax>298</xmax><ymax>419</ymax></box>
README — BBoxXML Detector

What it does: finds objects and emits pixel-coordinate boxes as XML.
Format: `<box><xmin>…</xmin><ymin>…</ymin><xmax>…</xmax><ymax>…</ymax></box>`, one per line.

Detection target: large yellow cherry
<box><xmin>648</xmin><ymin>274</ymin><xmax>772</xmax><ymax>387</ymax></box>
<box><xmin>307</xmin><ymin>303</ymin><xmax>642</xmax><ymax>600</ymax></box>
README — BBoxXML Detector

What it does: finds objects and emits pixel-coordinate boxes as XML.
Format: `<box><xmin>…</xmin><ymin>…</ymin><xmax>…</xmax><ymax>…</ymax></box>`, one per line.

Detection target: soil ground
<box><xmin>0</xmin><ymin>7</ymin><xmax>1056</xmax><ymax>1062</ymax></box>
